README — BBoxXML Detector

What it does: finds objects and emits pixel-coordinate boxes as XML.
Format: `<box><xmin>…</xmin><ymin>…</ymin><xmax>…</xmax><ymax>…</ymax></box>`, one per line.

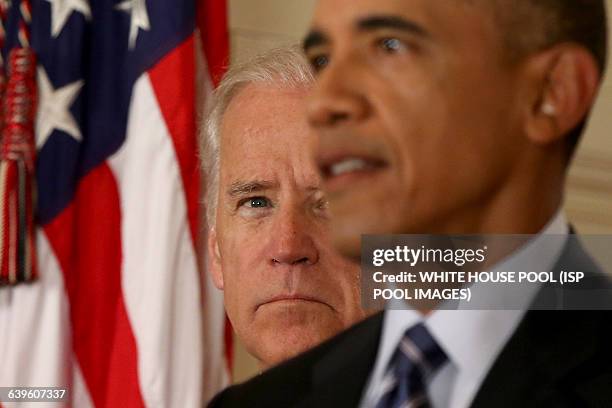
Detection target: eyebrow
<box><xmin>227</xmin><ymin>180</ymin><xmax>277</xmax><ymax>199</ymax></box>
<box><xmin>356</xmin><ymin>15</ymin><xmax>429</xmax><ymax>37</ymax></box>
<box><xmin>302</xmin><ymin>14</ymin><xmax>431</xmax><ymax>52</ymax></box>
<box><xmin>303</xmin><ymin>30</ymin><xmax>327</xmax><ymax>53</ymax></box>
<box><xmin>303</xmin><ymin>14</ymin><xmax>430</xmax><ymax>53</ymax></box>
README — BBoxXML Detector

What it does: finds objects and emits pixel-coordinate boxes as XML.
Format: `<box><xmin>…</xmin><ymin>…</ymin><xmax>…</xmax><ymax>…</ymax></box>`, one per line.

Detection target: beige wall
<box><xmin>227</xmin><ymin>0</ymin><xmax>612</xmax><ymax>382</ymax></box>
<box><xmin>229</xmin><ymin>0</ymin><xmax>316</xmax><ymax>64</ymax></box>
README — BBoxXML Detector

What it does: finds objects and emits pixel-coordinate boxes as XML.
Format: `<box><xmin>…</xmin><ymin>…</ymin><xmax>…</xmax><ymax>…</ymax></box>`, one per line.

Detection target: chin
<box><xmin>262</xmin><ymin>342</ymin><xmax>317</xmax><ymax>368</ymax></box>
<box><xmin>254</xmin><ymin>320</ymin><xmax>342</xmax><ymax>368</ymax></box>
<box><xmin>260</xmin><ymin>329</ymin><xmax>332</xmax><ymax>368</ymax></box>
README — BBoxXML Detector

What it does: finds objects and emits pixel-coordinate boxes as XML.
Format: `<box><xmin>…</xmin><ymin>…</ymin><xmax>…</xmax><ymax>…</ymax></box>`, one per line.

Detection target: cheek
<box><xmin>378</xmin><ymin>80</ymin><xmax>449</xmax><ymax>184</ymax></box>
<box><xmin>218</xmin><ymin>213</ymin><xmax>271</xmax><ymax>264</ymax></box>
<box><xmin>218</xmin><ymin>226</ymin><xmax>270</xmax><ymax>309</ymax></box>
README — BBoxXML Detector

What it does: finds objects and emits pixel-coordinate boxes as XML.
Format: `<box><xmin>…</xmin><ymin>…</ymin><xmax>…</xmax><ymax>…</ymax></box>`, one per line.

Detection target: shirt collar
<box><xmin>430</xmin><ymin>209</ymin><xmax>568</xmax><ymax>376</ymax></box>
<box><xmin>368</xmin><ymin>210</ymin><xmax>568</xmax><ymax>404</ymax></box>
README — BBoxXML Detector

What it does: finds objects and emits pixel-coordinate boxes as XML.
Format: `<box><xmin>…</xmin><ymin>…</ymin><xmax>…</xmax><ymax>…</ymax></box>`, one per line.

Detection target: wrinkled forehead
<box><xmin>219</xmin><ymin>84</ymin><xmax>320</xmax><ymax>188</ymax></box>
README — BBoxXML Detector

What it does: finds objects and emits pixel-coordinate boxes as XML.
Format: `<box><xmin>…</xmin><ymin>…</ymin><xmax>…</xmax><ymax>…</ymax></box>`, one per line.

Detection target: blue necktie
<box><xmin>375</xmin><ymin>323</ymin><xmax>448</xmax><ymax>408</ymax></box>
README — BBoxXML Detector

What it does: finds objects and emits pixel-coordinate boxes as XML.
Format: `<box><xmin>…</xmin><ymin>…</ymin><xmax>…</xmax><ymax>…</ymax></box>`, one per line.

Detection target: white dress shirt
<box><xmin>360</xmin><ymin>212</ymin><xmax>569</xmax><ymax>408</ymax></box>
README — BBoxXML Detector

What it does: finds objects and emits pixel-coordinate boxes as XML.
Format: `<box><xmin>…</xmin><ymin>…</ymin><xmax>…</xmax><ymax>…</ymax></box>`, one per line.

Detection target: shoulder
<box><xmin>208</xmin><ymin>311</ymin><xmax>385</xmax><ymax>408</ymax></box>
<box><xmin>472</xmin><ymin>309</ymin><xmax>612</xmax><ymax>407</ymax></box>
<box><xmin>534</xmin><ymin>234</ymin><xmax>612</xmax><ymax>309</ymax></box>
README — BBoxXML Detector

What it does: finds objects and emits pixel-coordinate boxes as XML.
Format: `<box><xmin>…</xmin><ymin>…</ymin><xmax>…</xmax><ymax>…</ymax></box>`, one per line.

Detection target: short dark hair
<box><xmin>491</xmin><ymin>0</ymin><xmax>608</xmax><ymax>73</ymax></box>
<box><xmin>488</xmin><ymin>0</ymin><xmax>608</xmax><ymax>154</ymax></box>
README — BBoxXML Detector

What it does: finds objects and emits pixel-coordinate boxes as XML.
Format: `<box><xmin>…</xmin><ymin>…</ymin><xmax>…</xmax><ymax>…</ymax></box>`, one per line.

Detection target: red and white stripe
<box><xmin>0</xmin><ymin>1</ymin><xmax>231</xmax><ymax>405</ymax></box>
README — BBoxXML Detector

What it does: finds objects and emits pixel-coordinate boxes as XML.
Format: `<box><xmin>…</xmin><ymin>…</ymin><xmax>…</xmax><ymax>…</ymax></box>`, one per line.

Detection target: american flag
<box><xmin>0</xmin><ymin>0</ymin><xmax>230</xmax><ymax>406</ymax></box>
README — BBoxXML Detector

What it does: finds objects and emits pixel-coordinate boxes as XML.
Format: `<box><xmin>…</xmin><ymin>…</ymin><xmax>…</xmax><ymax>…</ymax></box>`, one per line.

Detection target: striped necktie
<box><xmin>375</xmin><ymin>323</ymin><xmax>448</xmax><ymax>408</ymax></box>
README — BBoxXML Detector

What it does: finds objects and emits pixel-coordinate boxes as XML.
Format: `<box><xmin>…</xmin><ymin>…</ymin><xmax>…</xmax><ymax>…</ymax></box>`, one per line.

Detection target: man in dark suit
<box><xmin>209</xmin><ymin>0</ymin><xmax>612</xmax><ymax>406</ymax></box>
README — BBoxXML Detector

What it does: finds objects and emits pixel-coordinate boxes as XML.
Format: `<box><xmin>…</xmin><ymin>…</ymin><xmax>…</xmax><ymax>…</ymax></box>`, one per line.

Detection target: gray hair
<box><xmin>199</xmin><ymin>46</ymin><xmax>315</xmax><ymax>228</ymax></box>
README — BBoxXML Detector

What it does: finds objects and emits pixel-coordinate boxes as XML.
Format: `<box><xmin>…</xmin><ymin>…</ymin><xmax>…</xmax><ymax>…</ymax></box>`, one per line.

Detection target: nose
<box><xmin>270</xmin><ymin>208</ymin><xmax>319</xmax><ymax>267</ymax></box>
<box><xmin>307</xmin><ymin>55</ymin><xmax>369</xmax><ymax>128</ymax></box>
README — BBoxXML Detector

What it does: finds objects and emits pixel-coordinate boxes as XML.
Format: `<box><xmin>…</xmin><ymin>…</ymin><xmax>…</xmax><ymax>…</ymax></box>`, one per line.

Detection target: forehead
<box><xmin>219</xmin><ymin>83</ymin><xmax>317</xmax><ymax>183</ymax></box>
<box><xmin>310</xmin><ymin>0</ymin><xmax>494</xmax><ymax>42</ymax></box>
<box><xmin>314</xmin><ymin>0</ymin><xmax>431</xmax><ymax>24</ymax></box>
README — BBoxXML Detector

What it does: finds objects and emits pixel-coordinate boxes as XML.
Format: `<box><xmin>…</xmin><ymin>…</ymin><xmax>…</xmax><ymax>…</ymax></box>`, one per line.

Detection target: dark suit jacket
<box><xmin>209</xmin><ymin>239</ymin><xmax>612</xmax><ymax>408</ymax></box>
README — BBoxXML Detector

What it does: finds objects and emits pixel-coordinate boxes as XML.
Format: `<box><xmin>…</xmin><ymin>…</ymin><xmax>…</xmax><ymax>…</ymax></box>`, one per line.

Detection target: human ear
<box><xmin>523</xmin><ymin>44</ymin><xmax>600</xmax><ymax>145</ymax></box>
<box><xmin>207</xmin><ymin>227</ymin><xmax>224</xmax><ymax>290</ymax></box>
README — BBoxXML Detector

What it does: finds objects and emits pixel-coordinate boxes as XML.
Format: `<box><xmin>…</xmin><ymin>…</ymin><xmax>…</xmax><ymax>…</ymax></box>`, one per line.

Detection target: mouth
<box><xmin>256</xmin><ymin>295</ymin><xmax>329</xmax><ymax>311</ymax></box>
<box><xmin>319</xmin><ymin>155</ymin><xmax>388</xmax><ymax>190</ymax></box>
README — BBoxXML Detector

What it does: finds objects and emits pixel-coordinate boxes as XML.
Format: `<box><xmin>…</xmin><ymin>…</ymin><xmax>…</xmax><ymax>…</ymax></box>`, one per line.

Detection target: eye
<box><xmin>243</xmin><ymin>197</ymin><xmax>270</xmax><ymax>208</ymax></box>
<box><xmin>378</xmin><ymin>37</ymin><xmax>407</xmax><ymax>54</ymax></box>
<box><xmin>314</xmin><ymin>196</ymin><xmax>329</xmax><ymax>211</ymax></box>
<box><xmin>314</xmin><ymin>198</ymin><xmax>330</xmax><ymax>219</ymax></box>
<box><xmin>311</xmin><ymin>191</ymin><xmax>330</xmax><ymax>219</ymax></box>
<box><xmin>236</xmin><ymin>196</ymin><xmax>273</xmax><ymax>219</ymax></box>
<box><xmin>309</xmin><ymin>54</ymin><xmax>329</xmax><ymax>72</ymax></box>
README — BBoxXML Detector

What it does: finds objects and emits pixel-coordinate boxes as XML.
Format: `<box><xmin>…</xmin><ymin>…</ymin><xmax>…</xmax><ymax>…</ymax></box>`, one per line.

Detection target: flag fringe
<box><xmin>0</xmin><ymin>47</ymin><xmax>37</xmax><ymax>286</ymax></box>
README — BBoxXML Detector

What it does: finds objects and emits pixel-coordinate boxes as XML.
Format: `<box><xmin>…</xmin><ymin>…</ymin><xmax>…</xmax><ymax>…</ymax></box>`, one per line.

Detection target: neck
<box><xmin>412</xmin><ymin>153</ymin><xmax>567</xmax><ymax>314</ymax></box>
<box><xmin>429</xmin><ymin>153</ymin><xmax>565</xmax><ymax>235</ymax></box>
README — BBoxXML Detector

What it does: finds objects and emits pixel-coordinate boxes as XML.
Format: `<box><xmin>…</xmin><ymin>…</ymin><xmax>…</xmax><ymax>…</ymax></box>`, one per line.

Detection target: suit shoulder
<box><xmin>208</xmin><ymin>312</ymin><xmax>384</xmax><ymax>408</ymax></box>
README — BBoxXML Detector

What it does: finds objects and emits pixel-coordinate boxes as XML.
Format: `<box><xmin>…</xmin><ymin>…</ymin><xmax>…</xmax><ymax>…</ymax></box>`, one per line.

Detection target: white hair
<box><xmin>199</xmin><ymin>46</ymin><xmax>314</xmax><ymax>227</ymax></box>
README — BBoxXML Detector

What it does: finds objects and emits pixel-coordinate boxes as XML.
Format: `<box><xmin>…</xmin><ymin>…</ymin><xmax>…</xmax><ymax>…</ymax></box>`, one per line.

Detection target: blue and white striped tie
<box><xmin>375</xmin><ymin>323</ymin><xmax>448</xmax><ymax>408</ymax></box>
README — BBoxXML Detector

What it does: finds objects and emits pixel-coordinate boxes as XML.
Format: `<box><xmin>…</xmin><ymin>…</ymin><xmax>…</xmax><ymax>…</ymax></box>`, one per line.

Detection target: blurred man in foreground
<box><xmin>200</xmin><ymin>47</ymin><xmax>365</xmax><ymax>369</ymax></box>
<box><xmin>210</xmin><ymin>1</ymin><xmax>612</xmax><ymax>407</ymax></box>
